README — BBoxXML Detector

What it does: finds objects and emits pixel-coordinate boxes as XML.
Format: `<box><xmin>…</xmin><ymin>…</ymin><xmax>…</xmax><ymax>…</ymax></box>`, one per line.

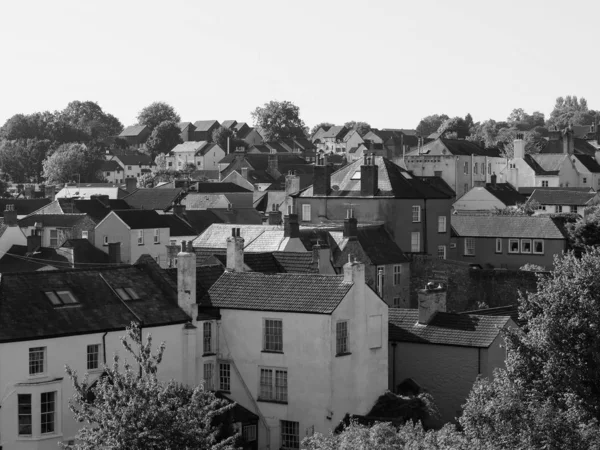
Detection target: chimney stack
<box><xmin>513</xmin><ymin>133</ymin><xmax>525</xmax><ymax>159</ymax></box>
<box><xmin>4</xmin><ymin>204</ymin><xmax>17</xmax><ymax>227</ymax></box>
<box><xmin>343</xmin><ymin>209</ymin><xmax>358</xmax><ymax>240</ymax></box>
<box><xmin>267</xmin><ymin>154</ymin><xmax>279</xmax><ymax>176</ymax></box>
<box><xmin>285</xmin><ymin>170</ymin><xmax>300</xmax><ymax>196</ymax></box>
<box><xmin>24</xmin><ymin>185</ymin><xmax>34</xmax><ymax>199</ymax></box>
<box><xmin>311</xmin><ymin>242</ymin><xmax>321</xmax><ymax>271</ymax></box>
<box><xmin>268</xmin><ymin>204</ymin><xmax>282</xmax><ymax>225</ymax></box>
<box><xmin>241</xmin><ymin>167</ymin><xmax>249</xmax><ymax>179</ymax></box>
<box><xmin>125</xmin><ymin>177</ymin><xmax>137</xmax><ymax>193</ymax></box>
<box><xmin>177</xmin><ymin>240</ymin><xmax>197</xmax><ymax>317</ymax></box>
<box><xmin>377</xmin><ymin>267</ymin><xmax>384</xmax><ymax>298</ymax></box>
<box><xmin>343</xmin><ymin>255</ymin><xmax>365</xmax><ymax>285</ymax></box>
<box><xmin>418</xmin><ymin>282</ymin><xmax>447</xmax><ymax>325</ymax></box>
<box><xmin>283</xmin><ymin>208</ymin><xmax>300</xmax><ymax>238</ymax></box>
<box><xmin>360</xmin><ymin>153</ymin><xmax>378</xmax><ymax>197</ymax></box>
<box><xmin>44</xmin><ymin>185</ymin><xmax>56</xmax><ymax>202</ymax></box>
<box><xmin>563</xmin><ymin>127</ymin><xmax>574</xmax><ymax>155</ymax></box>
<box><xmin>313</xmin><ymin>155</ymin><xmax>331</xmax><ymax>196</ymax></box>
<box><xmin>108</xmin><ymin>242</ymin><xmax>121</xmax><ymax>264</ymax></box>
<box><xmin>226</xmin><ymin>228</ymin><xmax>244</xmax><ymax>272</ymax></box>
<box><xmin>27</xmin><ymin>232</ymin><xmax>42</xmax><ymax>254</ymax></box>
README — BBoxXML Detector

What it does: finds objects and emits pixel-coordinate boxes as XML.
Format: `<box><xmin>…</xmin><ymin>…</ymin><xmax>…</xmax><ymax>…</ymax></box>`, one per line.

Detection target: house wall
<box><xmin>0</xmin><ymin>226</ymin><xmax>27</xmax><ymax>257</ymax></box>
<box><xmin>0</xmin><ymin>324</ymin><xmax>187</xmax><ymax>450</ymax></box>
<box><xmin>103</xmin><ymin>168</ymin><xmax>124</xmax><ymax>184</ymax></box>
<box><xmin>94</xmin><ymin>214</ymin><xmax>131</xmax><ymax>263</ymax></box>
<box><xmin>448</xmin><ymin>236</ymin><xmax>566</xmax><ymax>270</ymax></box>
<box><xmin>201</xmin><ymin>146</ymin><xmax>226</xmax><ymax>171</ymax></box>
<box><xmin>220</xmin><ymin>171</ymin><xmax>256</xmax><ymax>192</ymax></box>
<box><xmin>453</xmin><ymin>188</ymin><xmax>508</xmax><ymax>211</ymax></box>
<box><xmin>368</xmin><ymin>262</ymin><xmax>411</xmax><ymax>308</ymax></box>
<box><xmin>21</xmin><ymin>218</ymin><xmax>96</xmax><ymax>249</ymax></box>
<box><xmin>128</xmin><ymin>227</ymin><xmax>170</xmax><ymax>268</ymax></box>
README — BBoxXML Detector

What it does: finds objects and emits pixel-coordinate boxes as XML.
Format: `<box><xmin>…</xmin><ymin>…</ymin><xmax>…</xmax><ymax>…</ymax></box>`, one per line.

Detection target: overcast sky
<box><xmin>1</xmin><ymin>0</ymin><xmax>598</xmax><ymax>130</ymax></box>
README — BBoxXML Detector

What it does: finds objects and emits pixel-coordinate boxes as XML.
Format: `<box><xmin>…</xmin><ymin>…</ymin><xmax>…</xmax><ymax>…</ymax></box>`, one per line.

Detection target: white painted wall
<box><xmin>0</xmin><ymin>226</ymin><xmax>27</xmax><ymax>257</ymax></box>
<box><xmin>453</xmin><ymin>188</ymin><xmax>508</xmax><ymax>211</ymax></box>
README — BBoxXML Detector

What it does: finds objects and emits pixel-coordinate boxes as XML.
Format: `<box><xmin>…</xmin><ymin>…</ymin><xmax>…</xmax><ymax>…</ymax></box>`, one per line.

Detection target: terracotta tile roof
<box><xmin>272</xmin><ymin>252</ymin><xmax>318</xmax><ymax>273</ymax></box>
<box><xmin>0</xmin><ymin>266</ymin><xmax>190</xmax><ymax>343</ymax></box>
<box><xmin>0</xmin><ymin>199</ymin><xmax>51</xmax><ymax>217</ymax></box>
<box><xmin>451</xmin><ymin>215</ymin><xmax>567</xmax><ymax>239</ymax></box>
<box><xmin>112</xmin><ymin>210</ymin><xmax>170</xmax><ymax>229</ymax></box>
<box><xmin>388</xmin><ymin>309</ymin><xmax>511</xmax><ymax>347</ymax></box>
<box><xmin>529</xmin><ymin>189</ymin><xmax>599</xmax><ymax>206</ymax></box>
<box><xmin>123</xmin><ymin>188</ymin><xmax>184</xmax><ymax>211</ymax></box>
<box><xmin>299</xmin><ymin>156</ymin><xmax>452</xmax><ymax>199</ymax></box>
<box><xmin>119</xmin><ymin>125</ymin><xmax>148</xmax><ymax>137</ymax></box>
<box><xmin>200</xmin><ymin>272</ymin><xmax>352</xmax><ymax>313</ymax></box>
<box><xmin>18</xmin><ymin>214</ymin><xmax>88</xmax><ymax>228</ymax></box>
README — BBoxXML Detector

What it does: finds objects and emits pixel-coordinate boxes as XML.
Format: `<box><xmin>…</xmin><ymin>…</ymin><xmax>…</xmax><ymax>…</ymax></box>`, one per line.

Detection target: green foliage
<box><xmin>63</xmin><ymin>323</ymin><xmax>237</xmax><ymax>450</ymax></box>
<box><xmin>0</xmin><ymin>138</ymin><xmax>53</xmax><ymax>182</ymax></box>
<box><xmin>42</xmin><ymin>143</ymin><xmax>104</xmax><ymax>184</ymax></box>
<box><xmin>310</xmin><ymin>122</ymin><xmax>334</xmax><ymax>136</ymax></box>
<box><xmin>437</xmin><ymin>116</ymin><xmax>471</xmax><ymax>139</ymax></box>
<box><xmin>567</xmin><ymin>206</ymin><xmax>600</xmax><ymax>248</ymax></box>
<box><xmin>137</xmin><ymin>102</ymin><xmax>181</xmax><ymax>131</ymax></box>
<box><xmin>492</xmin><ymin>200</ymin><xmax>539</xmax><ymax>216</ymax></box>
<box><xmin>519</xmin><ymin>263</ymin><xmax>546</xmax><ymax>272</ymax></box>
<box><xmin>416</xmin><ymin>114</ymin><xmax>449</xmax><ymax>137</ymax></box>
<box><xmin>145</xmin><ymin>120</ymin><xmax>183</xmax><ymax>158</ymax></box>
<box><xmin>547</xmin><ymin>96</ymin><xmax>598</xmax><ymax>129</ymax></box>
<box><xmin>212</xmin><ymin>126</ymin><xmax>247</xmax><ymax>152</ymax></box>
<box><xmin>344</xmin><ymin>121</ymin><xmax>371</xmax><ymax>137</ymax></box>
<box><xmin>59</xmin><ymin>101</ymin><xmax>123</xmax><ymax>141</ymax></box>
<box><xmin>251</xmin><ymin>100</ymin><xmax>306</xmax><ymax>141</ymax></box>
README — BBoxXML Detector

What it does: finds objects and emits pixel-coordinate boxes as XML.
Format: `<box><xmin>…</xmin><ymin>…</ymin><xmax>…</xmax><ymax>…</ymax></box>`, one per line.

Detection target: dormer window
<box><xmin>44</xmin><ymin>290</ymin><xmax>78</xmax><ymax>306</ymax></box>
<box><xmin>115</xmin><ymin>288</ymin><xmax>139</xmax><ymax>301</ymax></box>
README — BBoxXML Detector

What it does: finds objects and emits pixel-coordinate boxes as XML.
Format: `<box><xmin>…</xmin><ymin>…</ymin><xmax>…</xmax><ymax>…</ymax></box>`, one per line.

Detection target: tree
<box><xmin>310</xmin><ymin>122</ymin><xmax>334</xmax><ymax>136</ymax></box>
<box><xmin>42</xmin><ymin>143</ymin><xmax>104</xmax><ymax>184</ymax></box>
<box><xmin>0</xmin><ymin>111</ymin><xmax>81</xmax><ymax>142</ymax></box>
<box><xmin>547</xmin><ymin>96</ymin><xmax>597</xmax><ymax>129</ymax></box>
<box><xmin>507</xmin><ymin>108</ymin><xmax>546</xmax><ymax>131</ymax></box>
<box><xmin>437</xmin><ymin>116</ymin><xmax>470</xmax><ymax>139</ymax></box>
<box><xmin>251</xmin><ymin>100</ymin><xmax>306</xmax><ymax>141</ymax></box>
<box><xmin>144</xmin><ymin>120</ymin><xmax>183</xmax><ymax>158</ymax></box>
<box><xmin>212</xmin><ymin>126</ymin><xmax>247</xmax><ymax>152</ymax></box>
<box><xmin>344</xmin><ymin>121</ymin><xmax>371</xmax><ymax>137</ymax></box>
<box><xmin>460</xmin><ymin>248</ymin><xmax>600</xmax><ymax>449</ymax></box>
<box><xmin>492</xmin><ymin>200</ymin><xmax>540</xmax><ymax>216</ymax></box>
<box><xmin>137</xmin><ymin>102</ymin><xmax>181</xmax><ymax>131</ymax></box>
<box><xmin>567</xmin><ymin>206</ymin><xmax>600</xmax><ymax>248</ymax></box>
<box><xmin>0</xmin><ymin>138</ymin><xmax>53</xmax><ymax>182</ymax></box>
<box><xmin>63</xmin><ymin>323</ymin><xmax>237</xmax><ymax>450</ymax></box>
<box><xmin>415</xmin><ymin>114</ymin><xmax>449</xmax><ymax>137</ymax></box>
<box><xmin>59</xmin><ymin>101</ymin><xmax>123</xmax><ymax>141</ymax></box>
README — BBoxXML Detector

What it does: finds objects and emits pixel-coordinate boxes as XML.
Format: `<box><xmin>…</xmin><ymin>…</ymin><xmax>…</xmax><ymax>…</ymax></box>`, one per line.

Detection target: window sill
<box><xmin>335</xmin><ymin>352</ymin><xmax>352</xmax><ymax>358</ymax></box>
<box><xmin>202</xmin><ymin>352</ymin><xmax>216</xmax><ymax>357</ymax></box>
<box><xmin>261</xmin><ymin>350</ymin><xmax>284</xmax><ymax>354</ymax></box>
<box><xmin>257</xmin><ymin>398</ymin><xmax>288</xmax><ymax>405</ymax></box>
<box><xmin>18</xmin><ymin>433</ymin><xmax>63</xmax><ymax>441</ymax></box>
<box><xmin>463</xmin><ymin>254</ymin><xmax>475</xmax><ymax>257</ymax></box>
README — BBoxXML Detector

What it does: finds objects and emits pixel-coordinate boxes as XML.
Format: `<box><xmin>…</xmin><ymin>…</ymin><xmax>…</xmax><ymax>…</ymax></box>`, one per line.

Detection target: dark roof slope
<box><xmin>484</xmin><ymin>183</ymin><xmax>526</xmax><ymax>206</ymax></box>
<box><xmin>112</xmin><ymin>210</ymin><xmax>170</xmax><ymax>229</ymax></box>
<box><xmin>439</xmin><ymin>138</ymin><xmax>501</xmax><ymax>157</ymax></box>
<box><xmin>162</xmin><ymin>214</ymin><xmax>198</xmax><ymax>236</ymax></box>
<box><xmin>451</xmin><ymin>215</ymin><xmax>567</xmax><ymax>239</ymax></box>
<box><xmin>193</xmin><ymin>120</ymin><xmax>220</xmax><ymax>131</ymax></box>
<box><xmin>166</xmin><ymin>264</ymin><xmax>224</xmax><ymax>299</ymax></box>
<box><xmin>18</xmin><ymin>214</ymin><xmax>88</xmax><ymax>228</ymax></box>
<box><xmin>113</xmin><ymin>152</ymin><xmax>153</xmax><ymax>166</ymax></box>
<box><xmin>272</xmin><ymin>252</ymin><xmax>318</xmax><ymax>273</ymax></box>
<box><xmin>119</xmin><ymin>125</ymin><xmax>148</xmax><ymax>137</ymax></box>
<box><xmin>58</xmin><ymin>198</ymin><xmax>131</xmax><ymax>222</ymax></box>
<box><xmin>539</xmin><ymin>138</ymin><xmax>597</xmax><ymax>155</ymax></box>
<box><xmin>200</xmin><ymin>272</ymin><xmax>352</xmax><ymax>313</ymax></box>
<box><xmin>575</xmin><ymin>154</ymin><xmax>600</xmax><ymax>173</ymax></box>
<box><xmin>181</xmin><ymin>210</ymin><xmax>224</xmax><ymax>234</ymax></box>
<box><xmin>0</xmin><ymin>198</ymin><xmax>51</xmax><ymax>216</ymax></box>
<box><xmin>123</xmin><ymin>188</ymin><xmax>183</xmax><ymax>211</ymax></box>
<box><xmin>0</xmin><ymin>266</ymin><xmax>190</xmax><ymax>343</ymax></box>
<box><xmin>461</xmin><ymin>305</ymin><xmax>523</xmax><ymax>327</ymax></box>
<box><xmin>355</xmin><ymin>227</ymin><xmax>409</xmax><ymax>265</ymax></box>
<box><xmin>529</xmin><ymin>189</ymin><xmax>598</xmax><ymax>206</ymax></box>
<box><xmin>388</xmin><ymin>309</ymin><xmax>511</xmax><ymax>347</ymax></box>
<box><xmin>196</xmin><ymin>183</ymin><xmax>251</xmax><ymax>193</ymax></box>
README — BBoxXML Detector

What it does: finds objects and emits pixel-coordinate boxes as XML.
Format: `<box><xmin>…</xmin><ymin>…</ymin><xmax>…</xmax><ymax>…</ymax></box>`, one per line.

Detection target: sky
<box><xmin>1</xmin><ymin>0</ymin><xmax>599</xmax><ymax>131</ymax></box>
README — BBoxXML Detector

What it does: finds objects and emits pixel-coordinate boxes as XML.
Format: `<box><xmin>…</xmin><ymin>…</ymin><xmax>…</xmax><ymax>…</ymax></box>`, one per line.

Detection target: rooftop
<box><xmin>0</xmin><ymin>198</ymin><xmax>51</xmax><ymax>216</ymax></box>
<box><xmin>119</xmin><ymin>125</ymin><xmax>148</xmax><ymax>137</ymax></box>
<box><xmin>528</xmin><ymin>189</ymin><xmax>599</xmax><ymax>206</ymax></box>
<box><xmin>112</xmin><ymin>209</ymin><xmax>170</xmax><ymax>229</ymax></box>
<box><xmin>123</xmin><ymin>188</ymin><xmax>184</xmax><ymax>211</ymax></box>
<box><xmin>451</xmin><ymin>215</ymin><xmax>567</xmax><ymax>239</ymax></box>
<box><xmin>483</xmin><ymin>183</ymin><xmax>525</xmax><ymax>206</ymax></box>
<box><xmin>18</xmin><ymin>214</ymin><xmax>88</xmax><ymax>228</ymax></box>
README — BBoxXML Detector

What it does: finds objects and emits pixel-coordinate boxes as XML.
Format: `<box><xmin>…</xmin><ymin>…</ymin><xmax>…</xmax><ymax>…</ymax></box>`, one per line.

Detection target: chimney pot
<box><xmin>418</xmin><ymin>281</ymin><xmax>447</xmax><ymax>325</ymax></box>
<box><xmin>177</xmin><ymin>242</ymin><xmax>197</xmax><ymax>317</ymax></box>
<box><xmin>226</xmin><ymin>229</ymin><xmax>244</xmax><ymax>271</ymax></box>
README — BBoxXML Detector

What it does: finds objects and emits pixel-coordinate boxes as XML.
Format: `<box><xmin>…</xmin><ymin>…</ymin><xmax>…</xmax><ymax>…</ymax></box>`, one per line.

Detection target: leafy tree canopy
<box><xmin>144</xmin><ymin>120</ymin><xmax>183</xmax><ymax>159</ymax></box>
<box><xmin>212</xmin><ymin>126</ymin><xmax>247</xmax><ymax>152</ymax></box>
<box><xmin>59</xmin><ymin>100</ymin><xmax>123</xmax><ymax>141</ymax></box>
<box><xmin>0</xmin><ymin>138</ymin><xmax>53</xmax><ymax>182</ymax></box>
<box><xmin>42</xmin><ymin>143</ymin><xmax>104</xmax><ymax>184</ymax></box>
<box><xmin>547</xmin><ymin>96</ymin><xmax>598</xmax><ymax>129</ymax></box>
<box><xmin>437</xmin><ymin>116</ymin><xmax>471</xmax><ymax>139</ymax></box>
<box><xmin>251</xmin><ymin>100</ymin><xmax>306</xmax><ymax>141</ymax></box>
<box><xmin>492</xmin><ymin>200</ymin><xmax>540</xmax><ymax>216</ymax></box>
<box><xmin>567</xmin><ymin>206</ymin><xmax>600</xmax><ymax>249</ymax></box>
<box><xmin>137</xmin><ymin>102</ymin><xmax>181</xmax><ymax>131</ymax></box>
<box><xmin>63</xmin><ymin>323</ymin><xmax>237</xmax><ymax>450</ymax></box>
<box><xmin>344</xmin><ymin>121</ymin><xmax>371</xmax><ymax>137</ymax></box>
<box><xmin>415</xmin><ymin>114</ymin><xmax>449</xmax><ymax>137</ymax></box>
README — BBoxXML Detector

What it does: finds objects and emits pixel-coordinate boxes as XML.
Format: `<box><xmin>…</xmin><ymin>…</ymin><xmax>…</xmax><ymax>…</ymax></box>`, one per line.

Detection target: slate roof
<box><xmin>461</xmin><ymin>305</ymin><xmax>524</xmax><ymax>327</ymax></box>
<box><xmin>165</xmin><ymin>264</ymin><xmax>225</xmax><ymax>299</ymax></box>
<box><xmin>525</xmin><ymin>154</ymin><xmax>566</xmax><ymax>175</ymax></box>
<box><xmin>483</xmin><ymin>183</ymin><xmax>526</xmax><ymax>206</ymax></box>
<box><xmin>203</xmin><ymin>251</ymin><xmax>317</xmax><ymax>274</ymax></box>
<box><xmin>451</xmin><ymin>215</ymin><xmax>567</xmax><ymax>239</ymax></box>
<box><xmin>57</xmin><ymin>198</ymin><xmax>131</xmax><ymax>222</ymax></box>
<box><xmin>0</xmin><ymin>199</ymin><xmax>51</xmax><ymax>217</ymax></box>
<box><xmin>221</xmin><ymin>120</ymin><xmax>237</xmax><ymax>129</ymax></box>
<box><xmin>171</xmin><ymin>141</ymin><xmax>209</xmax><ymax>154</ymax></box>
<box><xmin>178</xmin><ymin>122</ymin><xmax>194</xmax><ymax>131</ymax></box>
<box><xmin>119</xmin><ymin>125</ymin><xmax>148</xmax><ymax>137</ymax></box>
<box><xmin>193</xmin><ymin>120</ymin><xmax>220</xmax><ymax>131</ymax></box>
<box><xmin>180</xmin><ymin>210</ymin><xmax>224</xmax><ymax>234</ymax></box>
<box><xmin>182</xmin><ymin>193</ymin><xmax>230</xmax><ymax>210</ymax></box>
<box><xmin>18</xmin><ymin>214</ymin><xmax>88</xmax><ymax>228</ymax></box>
<box><xmin>539</xmin><ymin>138</ymin><xmax>597</xmax><ymax>156</ymax></box>
<box><xmin>329</xmin><ymin>226</ymin><xmax>408</xmax><ymax>266</ymax></box>
<box><xmin>123</xmin><ymin>188</ymin><xmax>183</xmax><ymax>211</ymax></box>
<box><xmin>272</xmin><ymin>252</ymin><xmax>318</xmax><ymax>273</ymax></box>
<box><xmin>100</xmin><ymin>160</ymin><xmax>123</xmax><ymax>171</ymax></box>
<box><xmin>112</xmin><ymin>209</ymin><xmax>170</xmax><ymax>229</ymax></box>
<box><xmin>218</xmin><ymin>153</ymin><xmax>309</xmax><ymax>170</ymax></box>
<box><xmin>407</xmin><ymin>138</ymin><xmax>501</xmax><ymax>157</ymax></box>
<box><xmin>196</xmin><ymin>183</ymin><xmax>251</xmax><ymax>193</ymax></box>
<box><xmin>199</xmin><ymin>272</ymin><xmax>352</xmax><ymax>313</ymax></box>
<box><xmin>209</xmin><ymin>208</ymin><xmax>263</xmax><ymax>226</ymax></box>
<box><xmin>113</xmin><ymin>152</ymin><xmax>153</xmax><ymax>166</ymax></box>
<box><xmin>300</xmin><ymin>156</ymin><xmax>452</xmax><ymax>199</ymax></box>
<box><xmin>575</xmin><ymin>154</ymin><xmax>600</xmax><ymax>173</ymax></box>
<box><xmin>529</xmin><ymin>189</ymin><xmax>599</xmax><ymax>206</ymax></box>
<box><xmin>388</xmin><ymin>309</ymin><xmax>511</xmax><ymax>347</ymax></box>
<box><xmin>416</xmin><ymin>176</ymin><xmax>456</xmax><ymax>198</ymax></box>
<box><xmin>162</xmin><ymin>214</ymin><xmax>198</xmax><ymax>236</ymax></box>
<box><xmin>0</xmin><ymin>266</ymin><xmax>190</xmax><ymax>343</ymax></box>
<box><xmin>320</xmin><ymin>126</ymin><xmax>350</xmax><ymax>140</ymax></box>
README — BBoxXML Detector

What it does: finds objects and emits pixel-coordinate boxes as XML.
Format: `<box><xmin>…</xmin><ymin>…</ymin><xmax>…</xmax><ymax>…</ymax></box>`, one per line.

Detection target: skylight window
<box><xmin>115</xmin><ymin>288</ymin><xmax>140</xmax><ymax>301</ymax></box>
<box><xmin>401</xmin><ymin>172</ymin><xmax>413</xmax><ymax>179</ymax></box>
<box><xmin>351</xmin><ymin>171</ymin><xmax>361</xmax><ymax>180</ymax></box>
<box><xmin>44</xmin><ymin>290</ymin><xmax>78</xmax><ymax>306</ymax></box>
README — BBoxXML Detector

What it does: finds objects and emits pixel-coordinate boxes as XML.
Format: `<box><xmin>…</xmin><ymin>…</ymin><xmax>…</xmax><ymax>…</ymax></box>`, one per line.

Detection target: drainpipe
<box><xmin>423</xmin><ymin>199</ymin><xmax>428</xmax><ymax>255</ymax></box>
<box><xmin>391</xmin><ymin>342</ymin><xmax>397</xmax><ymax>392</ymax></box>
<box><xmin>471</xmin><ymin>153</ymin><xmax>474</xmax><ymax>189</ymax></box>
<box><xmin>478</xmin><ymin>348</ymin><xmax>481</xmax><ymax>375</ymax></box>
<box><xmin>102</xmin><ymin>331</ymin><xmax>108</xmax><ymax>365</ymax></box>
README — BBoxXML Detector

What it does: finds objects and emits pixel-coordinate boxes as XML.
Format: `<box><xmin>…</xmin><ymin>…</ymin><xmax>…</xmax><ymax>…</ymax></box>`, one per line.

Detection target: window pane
<box><xmin>336</xmin><ymin>321</ymin><xmax>348</xmax><ymax>354</ymax></box>
<box><xmin>264</xmin><ymin>319</ymin><xmax>283</xmax><ymax>352</ymax></box>
<box><xmin>56</xmin><ymin>290</ymin><xmax>77</xmax><ymax>304</ymax></box>
<box><xmin>203</xmin><ymin>322</ymin><xmax>212</xmax><ymax>353</ymax></box>
<box><xmin>243</xmin><ymin>424</ymin><xmax>257</xmax><ymax>442</ymax></box>
<box><xmin>41</xmin><ymin>391</ymin><xmax>55</xmax><ymax>434</ymax></box>
<box><xmin>18</xmin><ymin>394</ymin><xmax>32</xmax><ymax>435</ymax></box>
<box><xmin>87</xmin><ymin>344</ymin><xmax>100</xmax><ymax>370</ymax></box>
<box><xmin>44</xmin><ymin>291</ymin><xmax>61</xmax><ymax>305</ymax></box>
<box><xmin>260</xmin><ymin>368</ymin><xmax>273</xmax><ymax>399</ymax></box>
<box><xmin>281</xmin><ymin>420</ymin><xmax>300</xmax><ymax>449</ymax></box>
<box><xmin>115</xmin><ymin>288</ymin><xmax>131</xmax><ymax>301</ymax></box>
<box><xmin>275</xmin><ymin>370</ymin><xmax>288</xmax><ymax>402</ymax></box>
<box><xmin>29</xmin><ymin>347</ymin><xmax>45</xmax><ymax>375</ymax></box>
<box><xmin>203</xmin><ymin>362</ymin><xmax>214</xmax><ymax>390</ymax></box>
<box><xmin>219</xmin><ymin>363</ymin><xmax>230</xmax><ymax>391</ymax></box>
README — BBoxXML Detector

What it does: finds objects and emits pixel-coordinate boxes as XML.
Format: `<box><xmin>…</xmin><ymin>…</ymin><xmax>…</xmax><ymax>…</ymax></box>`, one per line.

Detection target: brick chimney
<box><xmin>4</xmin><ymin>204</ymin><xmax>17</xmax><ymax>226</ymax></box>
<box><xmin>177</xmin><ymin>240</ymin><xmax>197</xmax><ymax>317</ymax></box>
<box><xmin>268</xmin><ymin>204</ymin><xmax>282</xmax><ymax>225</ymax></box>
<box><xmin>226</xmin><ymin>228</ymin><xmax>244</xmax><ymax>272</ymax></box>
<box><xmin>549</xmin><ymin>126</ymin><xmax>561</xmax><ymax>141</ymax></box>
<box><xmin>418</xmin><ymin>282</ymin><xmax>447</xmax><ymax>325</ymax></box>
<box><xmin>27</xmin><ymin>233</ymin><xmax>42</xmax><ymax>254</ymax></box>
<box><xmin>311</xmin><ymin>242</ymin><xmax>321</xmax><ymax>271</ymax></box>
<box><xmin>44</xmin><ymin>185</ymin><xmax>55</xmax><ymax>202</ymax></box>
<box><xmin>108</xmin><ymin>242</ymin><xmax>121</xmax><ymax>264</ymax></box>
<box><xmin>313</xmin><ymin>154</ymin><xmax>331</xmax><ymax>196</ymax></box>
<box><xmin>241</xmin><ymin>167</ymin><xmax>249</xmax><ymax>179</ymax></box>
<box><xmin>343</xmin><ymin>209</ymin><xmax>358</xmax><ymax>240</ymax></box>
<box><xmin>125</xmin><ymin>177</ymin><xmax>137</xmax><ymax>193</ymax></box>
<box><xmin>360</xmin><ymin>153</ymin><xmax>378</xmax><ymax>197</ymax></box>
<box><xmin>285</xmin><ymin>170</ymin><xmax>300</xmax><ymax>196</ymax></box>
<box><xmin>513</xmin><ymin>133</ymin><xmax>525</xmax><ymax>159</ymax></box>
<box><xmin>563</xmin><ymin>126</ymin><xmax>574</xmax><ymax>155</ymax></box>
<box><xmin>343</xmin><ymin>255</ymin><xmax>365</xmax><ymax>285</ymax></box>
<box><xmin>283</xmin><ymin>209</ymin><xmax>300</xmax><ymax>238</ymax></box>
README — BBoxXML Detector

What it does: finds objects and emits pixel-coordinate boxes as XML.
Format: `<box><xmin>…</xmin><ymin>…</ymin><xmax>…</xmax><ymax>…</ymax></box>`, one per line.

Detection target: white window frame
<box><xmin>29</xmin><ymin>347</ymin><xmax>46</xmax><ymax>376</ymax></box>
<box><xmin>82</xmin><ymin>230</ymin><xmax>88</xmax><ymax>239</ymax></box>
<box><xmin>219</xmin><ymin>362</ymin><xmax>231</xmax><ymax>392</ymax></box>
<box><xmin>541</xmin><ymin>180</ymin><xmax>549</xmax><ymax>187</ymax></box>
<box><xmin>243</xmin><ymin>424</ymin><xmax>257</xmax><ymax>442</ymax></box>
<box><xmin>153</xmin><ymin>228</ymin><xmax>160</xmax><ymax>244</ymax></box>
<box><xmin>40</xmin><ymin>391</ymin><xmax>56</xmax><ymax>435</ymax></box>
<box><xmin>259</xmin><ymin>367</ymin><xmax>288</xmax><ymax>403</ymax></box>
<box><xmin>301</xmin><ymin>204</ymin><xmax>311</xmax><ymax>222</ymax></box>
<box><xmin>393</xmin><ymin>265</ymin><xmax>401</xmax><ymax>285</ymax></box>
<box><xmin>572</xmin><ymin>205</ymin><xmax>579</xmax><ymax>214</ymax></box>
<box><xmin>137</xmin><ymin>230</ymin><xmax>144</xmax><ymax>245</ymax></box>
<box><xmin>203</xmin><ymin>362</ymin><xmax>214</xmax><ymax>391</ymax></box>
<box><xmin>18</xmin><ymin>393</ymin><xmax>32</xmax><ymax>436</ymax></box>
<box><xmin>495</xmin><ymin>238</ymin><xmax>502</xmax><ymax>253</ymax></box>
<box><xmin>203</xmin><ymin>322</ymin><xmax>213</xmax><ymax>354</ymax></box>
<box><xmin>263</xmin><ymin>319</ymin><xmax>283</xmax><ymax>352</ymax></box>
<box><xmin>412</xmin><ymin>205</ymin><xmax>421</xmax><ymax>223</ymax></box>
<box><xmin>336</xmin><ymin>320</ymin><xmax>349</xmax><ymax>355</ymax></box>
<box><xmin>520</xmin><ymin>239</ymin><xmax>532</xmax><ymax>254</ymax></box>
<box><xmin>281</xmin><ymin>420</ymin><xmax>300</xmax><ymax>449</ymax></box>
<box><xmin>438</xmin><ymin>216</ymin><xmax>447</xmax><ymax>233</ymax></box>
<box><xmin>557</xmin><ymin>205</ymin><xmax>563</xmax><ymax>213</ymax></box>
<box><xmin>411</xmin><ymin>232</ymin><xmax>420</xmax><ymax>253</ymax></box>
<box><xmin>87</xmin><ymin>344</ymin><xmax>101</xmax><ymax>371</ymax></box>
<box><xmin>508</xmin><ymin>239</ymin><xmax>520</xmax><ymax>254</ymax></box>
<box><xmin>49</xmin><ymin>229</ymin><xmax>58</xmax><ymax>247</ymax></box>
<box><xmin>533</xmin><ymin>239</ymin><xmax>544</xmax><ymax>255</ymax></box>
<box><xmin>437</xmin><ymin>245</ymin><xmax>446</xmax><ymax>260</ymax></box>
<box><xmin>464</xmin><ymin>238</ymin><xmax>475</xmax><ymax>256</ymax></box>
